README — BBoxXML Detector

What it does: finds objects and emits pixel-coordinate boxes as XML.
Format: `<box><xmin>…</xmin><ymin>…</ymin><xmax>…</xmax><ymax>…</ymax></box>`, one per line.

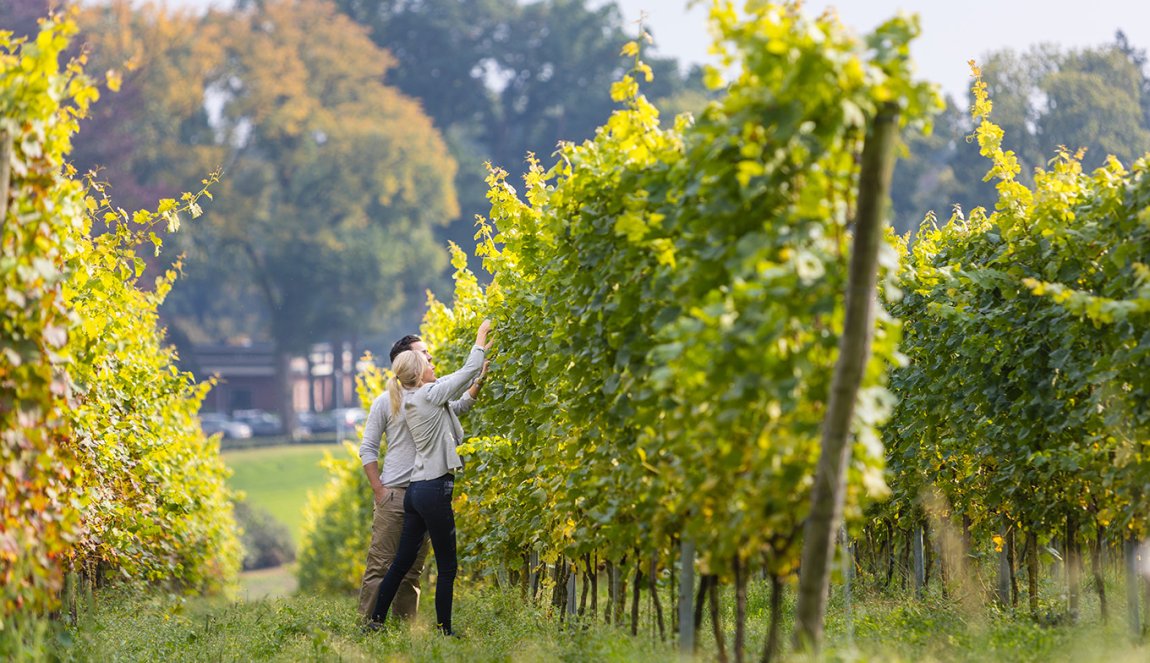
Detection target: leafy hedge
<box><xmin>295</xmin><ymin>443</ymin><xmax>373</xmax><ymax>594</ymax></box>
<box><xmin>2</xmin><ymin>11</ymin><xmax>240</xmax><ymax>651</ymax></box>
<box><xmin>886</xmin><ymin>67</ymin><xmax>1150</xmax><ymax>550</ymax></box>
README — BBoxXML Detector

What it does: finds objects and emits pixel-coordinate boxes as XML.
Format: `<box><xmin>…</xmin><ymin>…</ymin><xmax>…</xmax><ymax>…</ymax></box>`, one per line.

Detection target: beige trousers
<box><xmin>357</xmin><ymin>486</ymin><xmax>431</xmax><ymax>622</ymax></box>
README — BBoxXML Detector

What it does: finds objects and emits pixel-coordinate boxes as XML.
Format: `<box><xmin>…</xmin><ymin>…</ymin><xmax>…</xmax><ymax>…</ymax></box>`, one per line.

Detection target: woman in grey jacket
<box><xmin>369</xmin><ymin>319</ymin><xmax>492</xmax><ymax>635</ymax></box>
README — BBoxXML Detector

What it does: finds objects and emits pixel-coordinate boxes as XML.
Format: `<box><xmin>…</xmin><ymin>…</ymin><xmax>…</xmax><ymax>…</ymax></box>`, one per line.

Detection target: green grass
<box><xmin>53</xmin><ymin>577</ymin><xmax>1149</xmax><ymax>662</ymax></box>
<box><xmin>56</xmin><ymin>585</ymin><xmax>676</xmax><ymax>662</ymax></box>
<box><xmin>238</xmin><ymin>565</ymin><xmax>299</xmax><ymax>602</ymax></box>
<box><xmin>223</xmin><ymin>443</ymin><xmax>342</xmax><ymax>546</ymax></box>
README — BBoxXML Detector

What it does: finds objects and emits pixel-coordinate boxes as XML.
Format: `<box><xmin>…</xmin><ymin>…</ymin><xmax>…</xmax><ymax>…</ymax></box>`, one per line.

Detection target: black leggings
<box><xmin>371</xmin><ymin>473</ymin><xmax>457</xmax><ymax>632</ymax></box>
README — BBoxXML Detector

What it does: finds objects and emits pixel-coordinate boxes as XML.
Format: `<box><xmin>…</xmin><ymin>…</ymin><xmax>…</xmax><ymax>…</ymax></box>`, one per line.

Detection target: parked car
<box><xmin>231</xmin><ymin>409</ymin><xmax>284</xmax><ymax>436</ymax></box>
<box><xmin>331</xmin><ymin>407</ymin><xmax>366</xmax><ymax>428</ymax></box>
<box><xmin>299</xmin><ymin>407</ymin><xmax>365</xmax><ymax>436</ymax></box>
<box><xmin>297</xmin><ymin>411</ymin><xmax>333</xmax><ymax>435</ymax></box>
<box><xmin>198</xmin><ymin>413</ymin><xmax>253</xmax><ymax>439</ymax></box>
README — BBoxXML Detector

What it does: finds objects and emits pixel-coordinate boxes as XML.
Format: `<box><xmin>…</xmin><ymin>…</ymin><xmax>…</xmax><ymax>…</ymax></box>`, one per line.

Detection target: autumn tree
<box><xmin>74</xmin><ymin>0</ymin><xmax>459</xmax><ymax>427</ymax></box>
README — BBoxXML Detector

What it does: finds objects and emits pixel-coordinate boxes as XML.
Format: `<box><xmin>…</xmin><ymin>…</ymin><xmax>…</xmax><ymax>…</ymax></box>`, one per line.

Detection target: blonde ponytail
<box><xmin>387</xmin><ymin>375</ymin><xmax>403</xmax><ymax>416</ymax></box>
<box><xmin>388</xmin><ymin>350</ymin><xmax>430</xmax><ymax>415</ymax></box>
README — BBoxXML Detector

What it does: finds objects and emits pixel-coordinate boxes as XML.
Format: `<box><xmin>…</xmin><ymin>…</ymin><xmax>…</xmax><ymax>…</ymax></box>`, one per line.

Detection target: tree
<box><xmin>892</xmin><ymin>39</ymin><xmax>1150</xmax><ymax>234</ymax></box>
<box><xmin>485</xmin><ymin>0</ymin><xmax>687</xmax><ymax>170</ymax></box>
<box><xmin>330</xmin><ymin>0</ymin><xmax>705</xmax><ymax>250</ymax></box>
<box><xmin>74</xmin><ymin>0</ymin><xmax>460</xmax><ymax>428</ymax></box>
<box><xmin>72</xmin><ymin>2</ymin><xmax>225</xmax><ymax>215</ymax></box>
<box><xmin>0</xmin><ymin>0</ymin><xmax>50</xmax><ymax>39</ymax></box>
<box><xmin>888</xmin><ymin>97</ymin><xmax>965</xmax><ymax>235</ymax></box>
<box><xmin>330</xmin><ymin>0</ymin><xmax>517</xmax><ymax>132</ymax></box>
<box><xmin>1036</xmin><ymin>47</ymin><xmax>1150</xmax><ymax>170</ymax></box>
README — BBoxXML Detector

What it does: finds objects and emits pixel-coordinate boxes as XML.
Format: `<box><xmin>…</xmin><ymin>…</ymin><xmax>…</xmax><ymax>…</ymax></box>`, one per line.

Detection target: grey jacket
<box><xmin>405</xmin><ymin>345</ymin><xmax>486</xmax><ymax>481</ymax></box>
<box><xmin>359</xmin><ymin>389</ymin><xmax>474</xmax><ymax>487</ymax></box>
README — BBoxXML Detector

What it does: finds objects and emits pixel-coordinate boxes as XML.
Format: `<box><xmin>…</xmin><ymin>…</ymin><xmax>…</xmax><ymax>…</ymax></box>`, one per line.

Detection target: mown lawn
<box><xmin>223</xmin><ymin>443</ymin><xmax>342</xmax><ymax>546</ymax></box>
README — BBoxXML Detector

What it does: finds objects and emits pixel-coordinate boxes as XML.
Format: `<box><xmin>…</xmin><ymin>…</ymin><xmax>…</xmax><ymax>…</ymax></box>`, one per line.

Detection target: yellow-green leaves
<box><xmin>610</xmin><ymin>75</ymin><xmax>639</xmax><ymax>103</ymax></box>
<box><xmin>2</xmin><ymin>14</ymin><xmax>238</xmax><ymax>632</ymax></box>
<box><xmin>2</xmin><ymin>9</ymin><xmax>92</xmax><ymax>625</ymax></box>
<box><xmin>888</xmin><ymin>70</ymin><xmax>1150</xmax><ymax>546</ymax></box>
<box><xmin>392</xmin><ymin>0</ymin><xmax>940</xmax><ymax>580</ymax></box>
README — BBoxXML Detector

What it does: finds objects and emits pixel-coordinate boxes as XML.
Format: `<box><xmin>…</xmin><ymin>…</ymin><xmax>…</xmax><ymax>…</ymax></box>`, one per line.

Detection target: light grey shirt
<box><xmin>359</xmin><ymin>384</ymin><xmax>475</xmax><ymax>488</ymax></box>
<box><xmin>405</xmin><ymin>345</ymin><xmax>486</xmax><ymax>482</ymax></box>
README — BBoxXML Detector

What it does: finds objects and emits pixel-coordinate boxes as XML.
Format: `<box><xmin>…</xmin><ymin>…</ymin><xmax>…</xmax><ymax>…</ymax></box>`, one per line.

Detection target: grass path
<box><xmin>223</xmin><ymin>443</ymin><xmax>341</xmax><ymax>545</ymax></box>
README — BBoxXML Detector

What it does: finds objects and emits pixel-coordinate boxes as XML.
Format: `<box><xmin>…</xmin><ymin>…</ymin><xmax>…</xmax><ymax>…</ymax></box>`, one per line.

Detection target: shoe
<box><xmin>362</xmin><ymin>620</ymin><xmax>385</xmax><ymax>634</ymax></box>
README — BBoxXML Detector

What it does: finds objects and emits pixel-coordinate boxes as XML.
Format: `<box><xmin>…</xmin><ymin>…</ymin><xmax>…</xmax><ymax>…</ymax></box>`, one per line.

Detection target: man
<box><xmin>356</xmin><ymin>334</ymin><xmax>486</xmax><ymax>624</ymax></box>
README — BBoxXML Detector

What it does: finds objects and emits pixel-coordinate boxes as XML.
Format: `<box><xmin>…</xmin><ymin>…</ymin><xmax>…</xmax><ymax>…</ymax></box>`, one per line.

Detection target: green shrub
<box><xmin>295</xmin><ymin>444</ymin><xmax>373</xmax><ymax>594</ymax></box>
<box><xmin>233</xmin><ymin>502</ymin><xmax>295</xmax><ymax>571</ymax></box>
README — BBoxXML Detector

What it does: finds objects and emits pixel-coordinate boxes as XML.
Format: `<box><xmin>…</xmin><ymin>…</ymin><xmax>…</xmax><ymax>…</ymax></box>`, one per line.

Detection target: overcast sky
<box><xmin>605</xmin><ymin>0</ymin><xmax>1150</xmax><ymax>101</ymax></box>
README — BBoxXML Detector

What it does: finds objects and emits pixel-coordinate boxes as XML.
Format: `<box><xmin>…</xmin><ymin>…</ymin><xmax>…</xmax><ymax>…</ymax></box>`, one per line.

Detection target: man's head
<box><xmin>389</xmin><ymin>334</ymin><xmax>433</xmax><ymax>367</ymax></box>
<box><xmin>389</xmin><ymin>335</ymin><xmax>421</xmax><ymax>363</ymax></box>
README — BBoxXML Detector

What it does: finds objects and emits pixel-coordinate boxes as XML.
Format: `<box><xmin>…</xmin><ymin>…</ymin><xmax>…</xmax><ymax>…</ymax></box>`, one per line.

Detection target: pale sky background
<box><xmin>605</xmin><ymin>0</ymin><xmax>1150</xmax><ymax>101</ymax></box>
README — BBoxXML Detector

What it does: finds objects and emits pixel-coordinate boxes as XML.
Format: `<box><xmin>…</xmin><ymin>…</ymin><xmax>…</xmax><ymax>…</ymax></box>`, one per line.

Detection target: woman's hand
<box><xmin>476</xmin><ymin>319</ymin><xmax>493</xmax><ymax>350</ymax></box>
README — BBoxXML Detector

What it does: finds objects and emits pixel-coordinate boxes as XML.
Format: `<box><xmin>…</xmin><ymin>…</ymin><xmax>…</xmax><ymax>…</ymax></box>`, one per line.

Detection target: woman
<box><xmin>369</xmin><ymin>319</ymin><xmax>492</xmax><ymax>635</ymax></box>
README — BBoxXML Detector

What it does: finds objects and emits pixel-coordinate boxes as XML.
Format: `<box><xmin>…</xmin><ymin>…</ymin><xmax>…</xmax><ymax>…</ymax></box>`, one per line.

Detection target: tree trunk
<box><xmin>1092</xmin><ymin>527</ymin><xmax>1107</xmax><ymax>622</ymax></box>
<box><xmin>694</xmin><ymin>574</ymin><xmax>711</xmax><ymax>651</ymax></box>
<box><xmin>614</xmin><ymin>556</ymin><xmax>627</xmax><ymax>626</ymax></box>
<box><xmin>0</xmin><ymin>129</ymin><xmax>11</xmax><ymax>229</ymax></box>
<box><xmin>1126</xmin><ymin>536</ymin><xmax>1142</xmax><ymax>638</ymax></box>
<box><xmin>898</xmin><ymin>533</ymin><xmax>909</xmax><ymax>591</ymax></box>
<box><xmin>885</xmin><ymin>520</ymin><xmax>896</xmax><ymax>588</ymax></box>
<box><xmin>591</xmin><ymin>554</ymin><xmax>599</xmax><ymax>619</ymax></box>
<box><xmin>552</xmin><ymin>560</ymin><xmax>564</xmax><ymax>612</ymax></box>
<box><xmin>649</xmin><ymin>558</ymin><xmax>666</xmax><ymax>641</ymax></box>
<box><xmin>530</xmin><ymin>550</ymin><xmax>541</xmax><ymax>602</ymax></box>
<box><xmin>631</xmin><ymin>557</ymin><xmax>643</xmax><ymax>636</ymax></box>
<box><xmin>305</xmin><ymin>353</ymin><xmax>316</xmax><ymax>414</ymax></box>
<box><xmin>710</xmin><ymin>576</ymin><xmax>729</xmax><ymax>663</ymax></box>
<box><xmin>605</xmin><ymin>561</ymin><xmax>615</xmax><ymax>625</ymax></box>
<box><xmin>761</xmin><ymin>574</ymin><xmax>783</xmax><ymax>663</ymax></box>
<box><xmin>579</xmin><ymin>554</ymin><xmax>590</xmax><ymax>617</ymax></box>
<box><xmin>1067</xmin><ymin>513</ymin><xmax>1080</xmax><ymax>620</ymax></box>
<box><xmin>861</xmin><ymin>528</ymin><xmax>874</xmax><ymax>577</ymax></box>
<box><xmin>734</xmin><ymin>556</ymin><xmax>747</xmax><ymax>663</ymax></box>
<box><xmin>275</xmin><ymin>348</ymin><xmax>296</xmax><ymax>439</ymax></box>
<box><xmin>792</xmin><ymin>103</ymin><xmax>901</xmax><ymax>653</ymax></box>
<box><xmin>1027</xmin><ymin>531</ymin><xmax>1040</xmax><ymax>617</ymax></box>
